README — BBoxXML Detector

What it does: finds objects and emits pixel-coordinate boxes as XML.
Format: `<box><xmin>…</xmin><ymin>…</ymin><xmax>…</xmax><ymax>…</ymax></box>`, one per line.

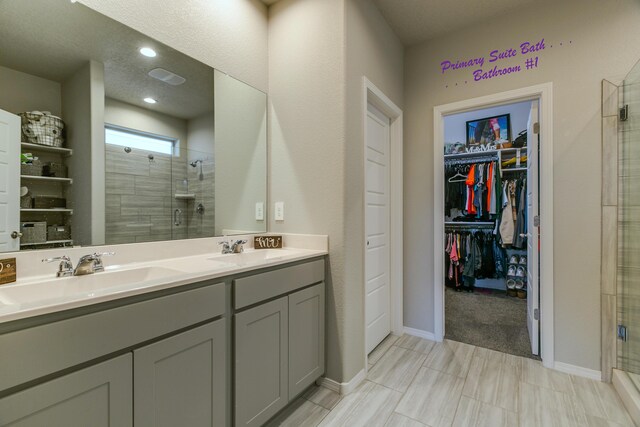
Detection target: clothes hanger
<box><xmin>448</xmin><ymin>165</ymin><xmax>469</xmax><ymax>182</ymax></box>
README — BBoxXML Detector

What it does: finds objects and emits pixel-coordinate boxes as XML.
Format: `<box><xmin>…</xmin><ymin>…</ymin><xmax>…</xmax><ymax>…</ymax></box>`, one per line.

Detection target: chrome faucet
<box><xmin>42</xmin><ymin>255</ymin><xmax>74</xmax><ymax>277</ymax></box>
<box><xmin>219</xmin><ymin>238</ymin><xmax>248</xmax><ymax>254</ymax></box>
<box><xmin>74</xmin><ymin>252</ymin><xmax>115</xmax><ymax>276</ymax></box>
<box><xmin>231</xmin><ymin>239</ymin><xmax>248</xmax><ymax>253</ymax></box>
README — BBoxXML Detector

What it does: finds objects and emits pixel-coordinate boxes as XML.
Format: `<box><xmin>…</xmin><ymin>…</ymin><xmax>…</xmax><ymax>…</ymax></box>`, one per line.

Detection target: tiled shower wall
<box><xmin>617</xmin><ymin>63</ymin><xmax>640</xmax><ymax>376</ymax></box>
<box><xmin>105</xmin><ymin>144</ymin><xmax>174</xmax><ymax>244</ymax></box>
<box><xmin>105</xmin><ymin>145</ymin><xmax>215</xmax><ymax>244</ymax></box>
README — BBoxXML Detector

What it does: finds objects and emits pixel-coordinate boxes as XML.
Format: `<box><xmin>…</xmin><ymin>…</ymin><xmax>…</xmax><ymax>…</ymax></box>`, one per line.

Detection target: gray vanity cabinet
<box><xmin>288</xmin><ymin>282</ymin><xmax>325</xmax><ymax>399</ymax></box>
<box><xmin>0</xmin><ymin>354</ymin><xmax>133</xmax><ymax>427</ymax></box>
<box><xmin>134</xmin><ymin>319</ymin><xmax>226</xmax><ymax>427</ymax></box>
<box><xmin>234</xmin><ymin>296</ymin><xmax>289</xmax><ymax>427</ymax></box>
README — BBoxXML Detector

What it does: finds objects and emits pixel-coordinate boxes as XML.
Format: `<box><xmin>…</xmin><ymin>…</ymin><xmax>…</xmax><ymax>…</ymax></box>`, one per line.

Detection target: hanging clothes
<box><xmin>513</xmin><ymin>178</ymin><xmax>527</xmax><ymax>249</ymax></box>
<box><xmin>499</xmin><ymin>182</ymin><xmax>515</xmax><ymax>245</ymax></box>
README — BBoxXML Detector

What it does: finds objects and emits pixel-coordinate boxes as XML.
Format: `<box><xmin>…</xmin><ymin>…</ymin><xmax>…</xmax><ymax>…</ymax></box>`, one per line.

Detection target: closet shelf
<box><xmin>21</xmin><ymin>175</ymin><xmax>72</xmax><ymax>184</ymax></box>
<box><xmin>445</xmin><ymin>221</ymin><xmax>494</xmax><ymax>227</ymax></box>
<box><xmin>444</xmin><ymin>147</ymin><xmax>526</xmax><ymax>160</ymax></box>
<box><xmin>20</xmin><ymin>239</ymin><xmax>73</xmax><ymax>247</ymax></box>
<box><xmin>502</xmin><ymin>167</ymin><xmax>527</xmax><ymax>173</ymax></box>
<box><xmin>21</xmin><ymin>208</ymin><xmax>73</xmax><ymax>214</ymax></box>
<box><xmin>21</xmin><ymin>142</ymin><xmax>73</xmax><ymax>156</ymax></box>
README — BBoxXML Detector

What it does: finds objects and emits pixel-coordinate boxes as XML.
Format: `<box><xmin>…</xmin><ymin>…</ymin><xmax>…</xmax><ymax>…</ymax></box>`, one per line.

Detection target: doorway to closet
<box><xmin>441</xmin><ymin>99</ymin><xmax>540</xmax><ymax>359</ymax></box>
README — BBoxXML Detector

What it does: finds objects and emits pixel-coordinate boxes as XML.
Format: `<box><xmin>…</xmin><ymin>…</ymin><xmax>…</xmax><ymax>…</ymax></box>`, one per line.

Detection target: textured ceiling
<box><xmin>0</xmin><ymin>0</ymin><xmax>214</xmax><ymax>120</ymax></box>
<box><xmin>371</xmin><ymin>0</ymin><xmax>538</xmax><ymax>46</ymax></box>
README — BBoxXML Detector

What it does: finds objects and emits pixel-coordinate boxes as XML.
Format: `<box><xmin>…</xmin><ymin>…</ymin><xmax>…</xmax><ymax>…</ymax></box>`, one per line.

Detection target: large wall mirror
<box><xmin>0</xmin><ymin>0</ymin><xmax>267</xmax><ymax>252</ymax></box>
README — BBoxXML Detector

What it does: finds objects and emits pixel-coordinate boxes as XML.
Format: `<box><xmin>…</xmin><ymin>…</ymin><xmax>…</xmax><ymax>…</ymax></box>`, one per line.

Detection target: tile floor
<box><xmin>266</xmin><ymin>335</ymin><xmax>635</xmax><ymax>427</ymax></box>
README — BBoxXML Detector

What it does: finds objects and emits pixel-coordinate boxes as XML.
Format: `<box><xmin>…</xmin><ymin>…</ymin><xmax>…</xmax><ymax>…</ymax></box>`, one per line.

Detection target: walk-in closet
<box><xmin>442</xmin><ymin>100</ymin><xmax>540</xmax><ymax>359</ymax></box>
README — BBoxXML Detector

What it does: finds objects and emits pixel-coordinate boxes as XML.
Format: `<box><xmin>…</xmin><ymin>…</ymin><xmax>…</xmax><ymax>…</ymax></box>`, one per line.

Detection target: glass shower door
<box><xmin>618</xmin><ymin>58</ymin><xmax>640</xmax><ymax>375</ymax></box>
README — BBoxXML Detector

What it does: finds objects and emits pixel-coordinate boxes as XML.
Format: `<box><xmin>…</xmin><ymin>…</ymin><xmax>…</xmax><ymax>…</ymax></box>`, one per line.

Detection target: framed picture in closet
<box><xmin>466</xmin><ymin>114</ymin><xmax>511</xmax><ymax>147</ymax></box>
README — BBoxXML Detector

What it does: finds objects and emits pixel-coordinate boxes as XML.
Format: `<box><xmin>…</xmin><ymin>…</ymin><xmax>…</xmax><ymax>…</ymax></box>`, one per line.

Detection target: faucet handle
<box><xmin>91</xmin><ymin>252</ymin><xmax>114</xmax><ymax>272</ymax></box>
<box><xmin>42</xmin><ymin>255</ymin><xmax>74</xmax><ymax>278</ymax></box>
<box><xmin>42</xmin><ymin>255</ymin><xmax>71</xmax><ymax>263</ymax></box>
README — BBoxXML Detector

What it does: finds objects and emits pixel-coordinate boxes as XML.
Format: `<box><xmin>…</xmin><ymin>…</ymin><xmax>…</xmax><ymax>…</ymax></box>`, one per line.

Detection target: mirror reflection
<box><xmin>0</xmin><ymin>0</ymin><xmax>267</xmax><ymax>252</ymax></box>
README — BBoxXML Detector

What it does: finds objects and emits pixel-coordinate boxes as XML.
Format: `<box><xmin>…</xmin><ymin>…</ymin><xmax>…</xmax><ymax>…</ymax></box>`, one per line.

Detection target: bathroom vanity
<box><xmin>0</xmin><ymin>238</ymin><xmax>327</xmax><ymax>427</ymax></box>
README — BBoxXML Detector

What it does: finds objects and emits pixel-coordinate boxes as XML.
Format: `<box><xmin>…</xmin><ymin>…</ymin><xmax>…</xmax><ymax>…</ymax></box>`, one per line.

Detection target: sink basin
<box><xmin>207</xmin><ymin>249</ymin><xmax>296</xmax><ymax>267</ymax></box>
<box><xmin>0</xmin><ymin>266</ymin><xmax>184</xmax><ymax>306</ymax></box>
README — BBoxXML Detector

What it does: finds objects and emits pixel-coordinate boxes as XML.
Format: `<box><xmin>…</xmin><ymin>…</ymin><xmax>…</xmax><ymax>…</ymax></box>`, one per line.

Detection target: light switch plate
<box><xmin>255</xmin><ymin>202</ymin><xmax>264</xmax><ymax>221</ymax></box>
<box><xmin>275</xmin><ymin>202</ymin><xmax>284</xmax><ymax>221</ymax></box>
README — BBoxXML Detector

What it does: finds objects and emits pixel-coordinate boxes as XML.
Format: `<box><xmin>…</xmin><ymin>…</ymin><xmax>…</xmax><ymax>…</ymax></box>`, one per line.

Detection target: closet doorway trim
<box><xmin>433</xmin><ymin>83</ymin><xmax>554</xmax><ymax>369</ymax></box>
<box><xmin>363</xmin><ymin>77</ymin><xmax>404</xmax><ymax>369</ymax></box>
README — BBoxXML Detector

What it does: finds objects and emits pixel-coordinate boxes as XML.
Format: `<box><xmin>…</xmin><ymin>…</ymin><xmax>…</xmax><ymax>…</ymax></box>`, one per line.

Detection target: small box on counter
<box><xmin>0</xmin><ymin>258</ymin><xmax>16</xmax><ymax>285</ymax></box>
<box><xmin>42</xmin><ymin>163</ymin><xmax>68</xmax><ymax>178</ymax></box>
<box><xmin>47</xmin><ymin>224</ymin><xmax>71</xmax><ymax>240</ymax></box>
<box><xmin>21</xmin><ymin>222</ymin><xmax>47</xmax><ymax>244</ymax></box>
<box><xmin>33</xmin><ymin>196</ymin><xmax>66</xmax><ymax>209</ymax></box>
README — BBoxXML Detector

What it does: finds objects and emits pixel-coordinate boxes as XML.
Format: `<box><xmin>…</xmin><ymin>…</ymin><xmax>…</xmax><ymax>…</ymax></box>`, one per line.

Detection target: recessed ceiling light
<box><xmin>143</xmin><ymin>97</ymin><xmax>157</xmax><ymax>104</ymax></box>
<box><xmin>139</xmin><ymin>47</ymin><xmax>157</xmax><ymax>58</ymax></box>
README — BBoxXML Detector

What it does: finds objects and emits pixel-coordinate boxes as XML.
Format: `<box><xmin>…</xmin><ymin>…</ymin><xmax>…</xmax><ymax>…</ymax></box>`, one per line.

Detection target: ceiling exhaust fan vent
<box><xmin>148</xmin><ymin>68</ymin><xmax>186</xmax><ymax>86</ymax></box>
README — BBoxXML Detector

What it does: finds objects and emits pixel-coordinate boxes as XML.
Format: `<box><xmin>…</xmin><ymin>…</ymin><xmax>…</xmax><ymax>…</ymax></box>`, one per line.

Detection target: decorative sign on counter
<box><xmin>0</xmin><ymin>258</ymin><xmax>17</xmax><ymax>285</ymax></box>
<box><xmin>254</xmin><ymin>235</ymin><xmax>283</xmax><ymax>249</ymax></box>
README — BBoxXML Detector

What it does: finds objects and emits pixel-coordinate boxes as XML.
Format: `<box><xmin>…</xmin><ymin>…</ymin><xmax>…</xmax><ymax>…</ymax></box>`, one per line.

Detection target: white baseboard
<box><xmin>317</xmin><ymin>369</ymin><xmax>366</xmax><ymax>395</ymax></box>
<box><xmin>403</xmin><ymin>326</ymin><xmax>439</xmax><ymax>342</ymax></box>
<box><xmin>553</xmin><ymin>361</ymin><xmax>601</xmax><ymax>381</ymax></box>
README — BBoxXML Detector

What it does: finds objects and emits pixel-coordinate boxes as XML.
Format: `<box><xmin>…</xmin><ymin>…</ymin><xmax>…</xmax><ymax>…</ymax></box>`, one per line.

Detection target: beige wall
<box><xmin>404</xmin><ymin>0</ymin><xmax>640</xmax><ymax>370</ymax></box>
<box><xmin>269</xmin><ymin>0</ymin><xmax>402</xmax><ymax>382</ymax></box>
<box><xmin>269</xmin><ymin>0</ymin><xmax>346</xmax><ymax>380</ymax></box>
<box><xmin>344</xmin><ymin>0</ymin><xmax>403</xmax><ymax>380</ymax></box>
<box><xmin>0</xmin><ymin>66</ymin><xmax>61</xmax><ymax>116</ymax></box>
<box><xmin>79</xmin><ymin>0</ymin><xmax>268</xmax><ymax>92</ymax></box>
<box><xmin>214</xmin><ymin>70</ymin><xmax>267</xmax><ymax>235</ymax></box>
<box><xmin>104</xmin><ymin>98</ymin><xmax>188</xmax><ymax>145</ymax></box>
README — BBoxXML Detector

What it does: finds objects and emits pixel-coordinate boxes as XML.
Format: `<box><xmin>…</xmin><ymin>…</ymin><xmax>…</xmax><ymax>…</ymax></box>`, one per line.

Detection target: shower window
<box><xmin>105</xmin><ymin>125</ymin><xmax>177</xmax><ymax>155</ymax></box>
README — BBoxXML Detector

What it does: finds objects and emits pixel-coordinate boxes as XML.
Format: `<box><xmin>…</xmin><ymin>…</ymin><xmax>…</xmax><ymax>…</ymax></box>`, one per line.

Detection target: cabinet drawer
<box><xmin>0</xmin><ymin>354</ymin><xmax>132</xmax><ymax>426</ymax></box>
<box><xmin>0</xmin><ymin>282</ymin><xmax>224</xmax><ymax>393</ymax></box>
<box><xmin>234</xmin><ymin>259</ymin><xmax>324</xmax><ymax>309</ymax></box>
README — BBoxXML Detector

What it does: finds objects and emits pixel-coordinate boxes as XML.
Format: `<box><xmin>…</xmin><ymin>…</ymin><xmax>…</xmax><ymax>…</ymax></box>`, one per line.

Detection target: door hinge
<box><xmin>620</xmin><ymin>105</ymin><xmax>629</xmax><ymax>122</ymax></box>
<box><xmin>618</xmin><ymin>324</ymin><xmax>628</xmax><ymax>342</ymax></box>
<box><xmin>534</xmin><ymin>308</ymin><xmax>539</xmax><ymax>321</ymax></box>
<box><xmin>533</xmin><ymin>122</ymin><xmax>540</xmax><ymax>134</ymax></box>
<box><xmin>534</xmin><ymin>215</ymin><xmax>540</xmax><ymax>227</ymax></box>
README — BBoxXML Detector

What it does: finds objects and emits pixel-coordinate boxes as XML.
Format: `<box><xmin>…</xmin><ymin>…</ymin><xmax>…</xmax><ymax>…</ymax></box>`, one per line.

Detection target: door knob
<box><xmin>519</xmin><ymin>233</ymin><xmax>527</xmax><ymax>238</ymax></box>
<box><xmin>11</xmin><ymin>231</ymin><xmax>22</xmax><ymax>239</ymax></box>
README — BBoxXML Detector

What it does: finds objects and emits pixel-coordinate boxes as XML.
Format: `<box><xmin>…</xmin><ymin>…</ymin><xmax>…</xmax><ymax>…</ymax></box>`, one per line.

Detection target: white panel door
<box><xmin>526</xmin><ymin>100</ymin><xmax>540</xmax><ymax>356</ymax></box>
<box><xmin>365</xmin><ymin>102</ymin><xmax>391</xmax><ymax>355</ymax></box>
<box><xmin>0</xmin><ymin>109</ymin><xmax>20</xmax><ymax>252</ymax></box>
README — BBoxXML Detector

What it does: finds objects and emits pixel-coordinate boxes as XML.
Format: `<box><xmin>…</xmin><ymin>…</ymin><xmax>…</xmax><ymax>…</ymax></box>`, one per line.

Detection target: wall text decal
<box><xmin>440</xmin><ymin>38</ymin><xmax>563</xmax><ymax>86</ymax></box>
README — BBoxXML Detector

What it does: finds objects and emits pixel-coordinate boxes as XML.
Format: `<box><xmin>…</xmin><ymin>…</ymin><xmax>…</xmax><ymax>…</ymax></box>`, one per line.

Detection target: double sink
<box><xmin>0</xmin><ymin>248</ymin><xmax>298</xmax><ymax>312</ymax></box>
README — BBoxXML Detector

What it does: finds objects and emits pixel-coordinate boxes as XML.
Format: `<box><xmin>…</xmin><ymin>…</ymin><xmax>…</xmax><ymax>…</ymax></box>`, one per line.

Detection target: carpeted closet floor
<box><xmin>444</xmin><ymin>287</ymin><xmax>539</xmax><ymax>360</ymax></box>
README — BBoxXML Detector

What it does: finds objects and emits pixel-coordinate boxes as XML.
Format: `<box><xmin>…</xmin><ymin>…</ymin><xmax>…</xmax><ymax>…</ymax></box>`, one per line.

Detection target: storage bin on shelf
<box><xmin>18</xmin><ymin>111</ymin><xmax>65</xmax><ymax>148</ymax></box>
<box><xmin>42</xmin><ymin>162</ymin><xmax>68</xmax><ymax>178</ymax></box>
<box><xmin>21</xmin><ymin>222</ymin><xmax>47</xmax><ymax>244</ymax></box>
<box><xmin>21</xmin><ymin>159</ymin><xmax>43</xmax><ymax>176</ymax></box>
<box><xmin>33</xmin><ymin>196</ymin><xmax>66</xmax><ymax>209</ymax></box>
<box><xmin>47</xmin><ymin>224</ymin><xmax>71</xmax><ymax>240</ymax></box>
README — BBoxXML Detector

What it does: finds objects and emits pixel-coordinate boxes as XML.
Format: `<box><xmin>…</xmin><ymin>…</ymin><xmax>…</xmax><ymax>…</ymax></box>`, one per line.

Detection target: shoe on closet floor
<box><xmin>507</xmin><ymin>265</ymin><xmax>517</xmax><ymax>277</ymax></box>
<box><xmin>509</xmin><ymin>255</ymin><xmax>519</xmax><ymax>264</ymax></box>
<box><xmin>519</xmin><ymin>255</ymin><xmax>527</xmax><ymax>265</ymax></box>
<box><xmin>516</xmin><ymin>266</ymin><xmax>526</xmax><ymax>278</ymax></box>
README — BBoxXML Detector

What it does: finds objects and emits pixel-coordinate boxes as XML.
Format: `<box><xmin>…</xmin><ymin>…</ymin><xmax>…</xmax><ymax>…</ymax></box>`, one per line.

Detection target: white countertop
<box><xmin>0</xmin><ymin>235</ymin><xmax>328</xmax><ymax>324</ymax></box>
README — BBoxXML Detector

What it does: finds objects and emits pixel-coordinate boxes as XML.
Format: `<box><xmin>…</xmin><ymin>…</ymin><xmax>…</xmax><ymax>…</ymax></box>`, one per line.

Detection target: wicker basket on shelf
<box><xmin>18</xmin><ymin>111</ymin><xmax>65</xmax><ymax>147</ymax></box>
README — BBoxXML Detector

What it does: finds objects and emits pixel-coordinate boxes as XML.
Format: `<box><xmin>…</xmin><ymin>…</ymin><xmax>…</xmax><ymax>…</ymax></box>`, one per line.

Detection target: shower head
<box><xmin>190</xmin><ymin>159</ymin><xmax>202</xmax><ymax>168</ymax></box>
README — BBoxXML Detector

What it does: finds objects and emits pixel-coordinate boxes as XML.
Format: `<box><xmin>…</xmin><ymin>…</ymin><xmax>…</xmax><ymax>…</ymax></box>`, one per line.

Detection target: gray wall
<box><xmin>214</xmin><ymin>70</ymin><xmax>266</xmax><ymax>235</ymax></box>
<box><xmin>269</xmin><ymin>0</ymin><xmax>403</xmax><ymax>383</ymax></box>
<box><xmin>62</xmin><ymin>60</ymin><xmax>105</xmax><ymax>246</ymax></box>
<box><xmin>404</xmin><ymin>0</ymin><xmax>640</xmax><ymax>370</ymax></box>
<box><xmin>79</xmin><ymin>0</ymin><xmax>268</xmax><ymax>92</ymax></box>
<box><xmin>0</xmin><ymin>66</ymin><xmax>61</xmax><ymax>116</ymax></box>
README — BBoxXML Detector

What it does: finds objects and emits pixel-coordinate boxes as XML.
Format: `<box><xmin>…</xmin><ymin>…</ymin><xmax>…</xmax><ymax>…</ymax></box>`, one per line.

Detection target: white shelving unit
<box><xmin>20</xmin><ymin>141</ymin><xmax>74</xmax><ymax>249</ymax></box>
